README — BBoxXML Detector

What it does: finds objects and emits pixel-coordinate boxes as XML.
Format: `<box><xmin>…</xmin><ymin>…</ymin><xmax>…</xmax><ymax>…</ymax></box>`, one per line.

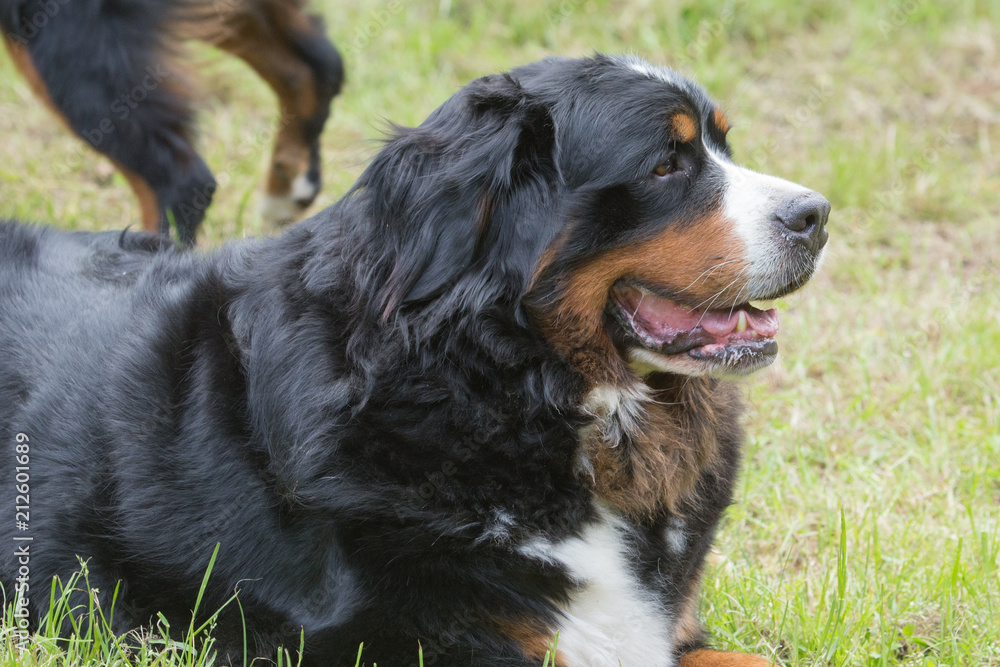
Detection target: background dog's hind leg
<box><xmin>1</xmin><ymin>1</ymin><xmax>216</xmax><ymax>247</ymax></box>
<box><xmin>204</xmin><ymin>0</ymin><xmax>344</xmax><ymax>230</ymax></box>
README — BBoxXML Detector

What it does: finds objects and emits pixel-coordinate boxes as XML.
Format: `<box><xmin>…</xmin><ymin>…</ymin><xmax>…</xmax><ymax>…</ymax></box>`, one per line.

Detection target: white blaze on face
<box><xmin>518</xmin><ymin>504</ymin><xmax>676</xmax><ymax>667</ymax></box>
<box><xmin>705</xmin><ymin>144</ymin><xmax>821</xmax><ymax>296</ymax></box>
<box><xmin>617</xmin><ymin>55</ymin><xmax>703</xmax><ymax>100</ymax></box>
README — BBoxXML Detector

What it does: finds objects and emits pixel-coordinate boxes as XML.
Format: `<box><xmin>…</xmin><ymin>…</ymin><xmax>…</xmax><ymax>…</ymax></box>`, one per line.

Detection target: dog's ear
<box><xmin>356</xmin><ymin>74</ymin><xmax>560</xmax><ymax>319</ymax></box>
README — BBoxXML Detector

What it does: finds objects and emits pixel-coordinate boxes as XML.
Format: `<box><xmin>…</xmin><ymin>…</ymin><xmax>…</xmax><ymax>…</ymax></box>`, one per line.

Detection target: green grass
<box><xmin>1</xmin><ymin>0</ymin><xmax>998</xmax><ymax>665</ymax></box>
<box><xmin>0</xmin><ymin>546</ymin><xmax>252</xmax><ymax>667</ymax></box>
<box><xmin>0</xmin><ymin>553</ymin><xmax>561</xmax><ymax>667</ymax></box>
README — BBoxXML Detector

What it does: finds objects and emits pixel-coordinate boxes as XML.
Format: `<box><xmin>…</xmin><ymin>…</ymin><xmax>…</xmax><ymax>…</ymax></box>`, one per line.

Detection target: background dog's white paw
<box><xmin>259</xmin><ymin>174</ymin><xmax>319</xmax><ymax>230</ymax></box>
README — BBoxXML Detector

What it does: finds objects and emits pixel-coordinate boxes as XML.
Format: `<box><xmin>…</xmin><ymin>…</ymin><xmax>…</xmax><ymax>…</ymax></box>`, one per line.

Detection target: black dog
<box><xmin>0</xmin><ymin>55</ymin><xmax>829</xmax><ymax>666</ymax></box>
<box><xmin>1</xmin><ymin>0</ymin><xmax>343</xmax><ymax>245</ymax></box>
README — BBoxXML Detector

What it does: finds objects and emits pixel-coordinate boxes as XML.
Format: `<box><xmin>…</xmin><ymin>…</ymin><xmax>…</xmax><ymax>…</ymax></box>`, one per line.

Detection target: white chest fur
<box><xmin>520</xmin><ymin>505</ymin><xmax>675</xmax><ymax>667</ymax></box>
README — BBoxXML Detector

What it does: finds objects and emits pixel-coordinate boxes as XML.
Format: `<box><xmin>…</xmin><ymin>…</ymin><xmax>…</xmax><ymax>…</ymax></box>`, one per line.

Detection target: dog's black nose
<box><xmin>777</xmin><ymin>193</ymin><xmax>830</xmax><ymax>253</ymax></box>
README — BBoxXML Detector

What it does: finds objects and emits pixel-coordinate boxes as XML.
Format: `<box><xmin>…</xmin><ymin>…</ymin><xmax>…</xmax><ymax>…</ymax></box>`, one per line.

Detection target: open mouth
<box><xmin>609</xmin><ymin>284</ymin><xmax>780</xmax><ymax>374</ymax></box>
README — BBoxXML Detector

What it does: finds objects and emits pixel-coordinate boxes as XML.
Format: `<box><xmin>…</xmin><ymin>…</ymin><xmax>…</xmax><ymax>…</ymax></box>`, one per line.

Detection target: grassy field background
<box><xmin>1</xmin><ymin>0</ymin><xmax>999</xmax><ymax>665</ymax></box>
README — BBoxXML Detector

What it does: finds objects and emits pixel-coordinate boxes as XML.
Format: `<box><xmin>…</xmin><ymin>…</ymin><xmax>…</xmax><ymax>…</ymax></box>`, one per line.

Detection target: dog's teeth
<box><xmin>749</xmin><ymin>300</ymin><xmax>776</xmax><ymax>310</ymax></box>
<box><xmin>736</xmin><ymin>311</ymin><xmax>748</xmax><ymax>332</ymax></box>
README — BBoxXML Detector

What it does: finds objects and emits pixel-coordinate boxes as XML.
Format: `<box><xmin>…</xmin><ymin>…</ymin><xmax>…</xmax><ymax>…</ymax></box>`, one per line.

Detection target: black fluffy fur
<box><xmin>1</xmin><ymin>56</ymin><xmax>748</xmax><ymax>665</ymax></box>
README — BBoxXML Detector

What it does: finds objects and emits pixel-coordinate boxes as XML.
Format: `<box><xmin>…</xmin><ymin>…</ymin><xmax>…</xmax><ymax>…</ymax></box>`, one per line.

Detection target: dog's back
<box><xmin>0</xmin><ymin>222</ymin><xmax>181</xmax><ymax>462</ymax></box>
<box><xmin>0</xmin><ymin>223</ymin><xmax>167</xmax><ymax>393</ymax></box>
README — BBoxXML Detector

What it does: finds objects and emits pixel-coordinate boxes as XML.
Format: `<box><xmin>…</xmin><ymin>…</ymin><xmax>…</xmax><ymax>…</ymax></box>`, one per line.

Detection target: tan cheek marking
<box><xmin>528</xmin><ymin>212</ymin><xmax>746</xmax><ymax>387</ymax></box>
<box><xmin>713</xmin><ymin>108</ymin><xmax>731</xmax><ymax>135</ymax></box>
<box><xmin>670</xmin><ymin>113</ymin><xmax>698</xmax><ymax>143</ymax></box>
<box><xmin>679</xmin><ymin>650</ymin><xmax>777</xmax><ymax>667</ymax></box>
<box><xmin>558</xmin><ymin>211</ymin><xmax>747</xmax><ymax>329</ymax></box>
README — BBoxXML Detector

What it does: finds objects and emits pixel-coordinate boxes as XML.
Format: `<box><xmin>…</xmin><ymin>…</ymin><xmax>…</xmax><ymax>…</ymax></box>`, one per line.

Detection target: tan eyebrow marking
<box><xmin>712</xmin><ymin>107</ymin><xmax>731</xmax><ymax>135</ymax></box>
<box><xmin>669</xmin><ymin>113</ymin><xmax>697</xmax><ymax>143</ymax></box>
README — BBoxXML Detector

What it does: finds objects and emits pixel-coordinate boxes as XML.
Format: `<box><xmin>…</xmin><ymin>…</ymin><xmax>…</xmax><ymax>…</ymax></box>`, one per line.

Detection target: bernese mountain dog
<box><xmin>0</xmin><ymin>0</ymin><xmax>343</xmax><ymax>245</ymax></box>
<box><xmin>0</xmin><ymin>55</ymin><xmax>829</xmax><ymax>666</ymax></box>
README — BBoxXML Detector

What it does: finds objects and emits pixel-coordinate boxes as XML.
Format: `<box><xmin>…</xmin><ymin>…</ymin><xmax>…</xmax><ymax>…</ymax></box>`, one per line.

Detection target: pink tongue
<box><xmin>618</xmin><ymin>287</ymin><xmax>779</xmax><ymax>339</ymax></box>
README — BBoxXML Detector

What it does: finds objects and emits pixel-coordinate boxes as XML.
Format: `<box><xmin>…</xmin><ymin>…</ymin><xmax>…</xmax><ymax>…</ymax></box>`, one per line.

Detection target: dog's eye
<box><xmin>652</xmin><ymin>154</ymin><xmax>679</xmax><ymax>177</ymax></box>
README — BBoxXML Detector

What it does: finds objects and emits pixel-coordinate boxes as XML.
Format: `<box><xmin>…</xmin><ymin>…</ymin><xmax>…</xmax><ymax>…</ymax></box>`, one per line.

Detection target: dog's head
<box><xmin>354</xmin><ymin>55</ymin><xmax>829</xmax><ymax>381</ymax></box>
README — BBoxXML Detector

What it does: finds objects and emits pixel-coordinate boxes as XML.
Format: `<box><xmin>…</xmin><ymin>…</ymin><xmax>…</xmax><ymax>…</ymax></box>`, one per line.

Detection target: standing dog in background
<box><xmin>1</xmin><ymin>0</ymin><xmax>344</xmax><ymax>246</ymax></box>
